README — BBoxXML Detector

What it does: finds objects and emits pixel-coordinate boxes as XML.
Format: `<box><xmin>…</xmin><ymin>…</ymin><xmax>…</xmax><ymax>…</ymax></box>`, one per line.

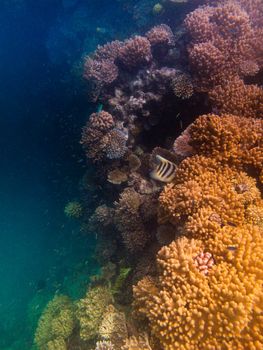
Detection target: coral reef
<box><xmin>185</xmin><ymin>1</ymin><xmax>262</xmax><ymax>90</ymax></box>
<box><xmin>76</xmin><ymin>286</ymin><xmax>113</xmax><ymax>341</ymax></box>
<box><xmin>134</xmin><ymin>231</ymin><xmax>263</xmax><ymax>349</ymax></box>
<box><xmin>74</xmin><ymin>1</ymin><xmax>263</xmax><ymax>349</ymax></box>
<box><xmin>34</xmin><ymin>295</ymin><xmax>76</xmax><ymax>350</ymax></box>
<box><xmin>117</xmin><ymin>36</ymin><xmax>152</xmax><ymax>70</ymax></box>
<box><xmin>99</xmin><ymin>305</ymin><xmax>128</xmax><ymax>348</ymax></box>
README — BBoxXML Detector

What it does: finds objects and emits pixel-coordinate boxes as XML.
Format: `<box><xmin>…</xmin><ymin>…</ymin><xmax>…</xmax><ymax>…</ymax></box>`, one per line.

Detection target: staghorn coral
<box><xmin>117</xmin><ymin>36</ymin><xmax>152</xmax><ymax>70</ymax></box>
<box><xmin>209</xmin><ymin>77</ymin><xmax>263</xmax><ymax>118</ymax></box>
<box><xmin>76</xmin><ymin>286</ymin><xmax>113</xmax><ymax>341</ymax></box>
<box><xmin>47</xmin><ymin>337</ymin><xmax>67</xmax><ymax>350</ymax></box>
<box><xmin>133</xmin><ymin>233</ymin><xmax>263</xmax><ymax>349</ymax></box>
<box><xmin>34</xmin><ymin>295</ymin><xmax>75</xmax><ymax>350</ymax></box>
<box><xmin>99</xmin><ymin>305</ymin><xmax>128</xmax><ymax>348</ymax></box>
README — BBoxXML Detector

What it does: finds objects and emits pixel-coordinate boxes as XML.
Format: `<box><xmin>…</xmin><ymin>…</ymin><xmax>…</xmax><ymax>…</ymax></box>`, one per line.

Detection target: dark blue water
<box><xmin>0</xmin><ymin>1</ymin><xmax>134</xmax><ymax>349</ymax></box>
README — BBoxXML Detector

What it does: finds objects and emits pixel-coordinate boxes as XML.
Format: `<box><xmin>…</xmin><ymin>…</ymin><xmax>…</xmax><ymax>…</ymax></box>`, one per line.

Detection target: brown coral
<box><xmin>99</xmin><ymin>305</ymin><xmax>128</xmax><ymax>348</ymax></box>
<box><xmin>83</xmin><ymin>58</ymin><xmax>119</xmax><ymax>85</ymax></box>
<box><xmin>114</xmin><ymin>188</ymin><xmax>150</xmax><ymax>252</ymax></box>
<box><xmin>117</xmin><ymin>36</ymin><xmax>152</xmax><ymax>70</ymax></box>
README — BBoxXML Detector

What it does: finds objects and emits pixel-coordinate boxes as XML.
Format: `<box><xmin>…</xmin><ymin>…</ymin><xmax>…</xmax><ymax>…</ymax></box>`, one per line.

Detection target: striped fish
<box><xmin>150</xmin><ymin>155</ymin><xmax>176</xmax><ymax>183</ymax></box>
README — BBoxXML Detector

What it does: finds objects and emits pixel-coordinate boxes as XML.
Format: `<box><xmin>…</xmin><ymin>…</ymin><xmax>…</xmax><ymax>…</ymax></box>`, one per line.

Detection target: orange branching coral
<box><xmin>158</xmin><ymin>158</ymin><xmax>260</xmax><ymax>234</ymax></box>
<box><xmin>133</xmin><ymin>233</ymin><xmax>263</xmax><ymax>350</ymax></box>
<box><xmin>209</xmin><ymin>77</ymin><xmax>263</xmax><ymax>118</ymax></box>
<box><xmin>189</xmin><ymin>114</ymin><xmax>263</xmax><ymax>177</ymax></box>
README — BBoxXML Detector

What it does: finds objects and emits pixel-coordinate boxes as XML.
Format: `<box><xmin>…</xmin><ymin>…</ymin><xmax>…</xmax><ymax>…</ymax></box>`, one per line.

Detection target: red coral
<box><xmin>117</xmin><ymin>36</ymin><xmax>152</xmax><ymax>69</ymax></box>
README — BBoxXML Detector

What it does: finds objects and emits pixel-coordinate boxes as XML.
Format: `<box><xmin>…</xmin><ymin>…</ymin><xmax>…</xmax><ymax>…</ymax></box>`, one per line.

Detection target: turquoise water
<box><xmin>0</xmin><ymin>1</ymin><xmax>134</xmax><ymax>348</ymax></box>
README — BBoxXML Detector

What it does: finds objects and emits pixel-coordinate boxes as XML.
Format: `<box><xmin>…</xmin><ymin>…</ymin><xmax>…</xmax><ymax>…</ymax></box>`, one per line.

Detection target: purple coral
<box><xmin>146</xmin><ymin>24</ymin><xmax>175</xmax><ymax>47</ymax></box>
<box><xmin>102</xmin><ymin>128</ymin><xmax>128</xmax><ymax>160</ymax></box>
<box><xmin>83</xmin><ymin>57</ymin><xmax>118</xmax><ymax>85</ymax></box>
<box><xmin>94</xmin><ymin>40</ymin><xmax>123</xmax><ymax>61</ymax></box>
<box><xmin>117</xmin><ymin>36</ymin><xmax>152</xmax><ymax>69</ymax></box>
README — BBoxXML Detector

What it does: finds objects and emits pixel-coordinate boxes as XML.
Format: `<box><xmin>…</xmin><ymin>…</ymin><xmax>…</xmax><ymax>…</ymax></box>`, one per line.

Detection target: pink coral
<box><xmin>193</xmin><ymin>251</ymin><xmax>215</xmax><ymax>275</ymax></box>
<box><xmin>93</xmin><ymin>40</ymin><xmax>123</xmax><ymax>61</ymax></box>
<box><xmin>117</xmin><ymin>36</ymin><xmax>152</xmax><ymax>69</ymax></box>
<box><xmin>172</xmin><ymin>125</ymin><xmax>195</xmax><ymax>159</ymax></box>
<box><xmin>185</xmin><ymin>2</ymin><xmax>260</xmax><ymax>90</ymax></box>
<box><xmin>83</xmin><ymin>57</ymin><xmax>118</xmax><ymax>85</ymax></box>
<box><xmin>146</xmin><ymin>24</ymin><xmax>175</xmax><ymax>47</ymax></box>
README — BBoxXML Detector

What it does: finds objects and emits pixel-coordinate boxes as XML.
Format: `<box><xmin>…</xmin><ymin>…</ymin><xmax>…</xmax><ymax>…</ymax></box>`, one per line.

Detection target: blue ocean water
<box><xmin>0</xmin><ymin>1</ymin><xmax>134</xmax><ymax>349</ymax></box>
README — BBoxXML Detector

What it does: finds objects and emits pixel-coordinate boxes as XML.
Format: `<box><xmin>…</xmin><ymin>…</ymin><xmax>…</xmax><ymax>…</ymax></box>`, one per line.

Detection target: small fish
<box><xmin>150</xmin><ymin>155</ymin><xmax>176</xmax><ymax>183</ymax></box>
<box><xmin>227</xmin><ymin>246</ymin><xmax>237</xmax><ymax>251</ymax></box>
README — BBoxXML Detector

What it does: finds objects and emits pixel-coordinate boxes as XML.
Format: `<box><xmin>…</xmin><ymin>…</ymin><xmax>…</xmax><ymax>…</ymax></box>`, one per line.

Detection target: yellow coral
<box><xmin>159</xmin><ymin>159</ymin><xmax>259</xmax><ymax>235</ymax></box>
<box><xmin>134</xmin><ymin>233</ymin><xmax>263</xmax><ymax>349</ymax></box>
<box><xmin>34</xmin><ymin>295</ymin><xmax>75</xmax><ymax>350</ymax></box>
<box><xmin>76</xmin><ymin>286</ymin><xmax>112</xmax><ymax>341</ymax></box>
<box><xmin>122</xmin><ymin>333</ymin><xmax>152</xmax><ymax>350</ymax></box>
<box><xmin>64</xmin><ymin>201</ymin><xmax>83</xmax><ymax>219</ymax></box>
<box><xmin>99</xmin><ymin>304</ymin><xmax>128</xmax><ymax>348</ymax></box>
<box><xmin>189</xmin><ymin>114</ymin><xmax>263</xmax><ymax>179</ymax></box>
